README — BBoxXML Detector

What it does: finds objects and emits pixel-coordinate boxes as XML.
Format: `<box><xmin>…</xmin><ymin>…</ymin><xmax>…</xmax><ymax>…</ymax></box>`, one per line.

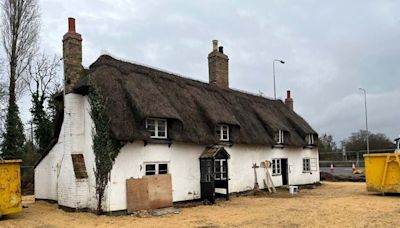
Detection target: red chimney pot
<box><xmin>287</xmin><ymin>90</ymin><xmax>291</xmax><ymax>99</ymax></box>
<box><xmin>68</xmin><ymin>17</ymin><xmax>76</xmax><ymax>33</ymax></box>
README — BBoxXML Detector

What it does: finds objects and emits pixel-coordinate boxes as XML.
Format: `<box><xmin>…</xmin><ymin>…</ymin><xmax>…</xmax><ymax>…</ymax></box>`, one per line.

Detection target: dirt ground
<box><xmin>1</xmin><ymin>182</ymin><xmax>399</xmax><ymax>228</ymax></box>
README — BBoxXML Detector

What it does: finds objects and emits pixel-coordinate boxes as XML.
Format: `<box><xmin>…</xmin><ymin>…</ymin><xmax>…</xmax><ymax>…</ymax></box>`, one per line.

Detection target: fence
<box><xmin>319</xmin><ymin>148</ymin><xmax>395</xmax><ymax>167</ymax></box>
<box><xmin>21</xmin><ymin>166</ymin><xmax>34</xmax><ymax>195</ymax></box>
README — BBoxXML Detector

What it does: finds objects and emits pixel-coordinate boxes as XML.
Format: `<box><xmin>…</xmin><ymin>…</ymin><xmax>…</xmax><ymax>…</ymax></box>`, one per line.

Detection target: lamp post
<box><xmin>358</xmin><ymin>88</ymin><xmax>369</xmax><ymax>154</ymax></box>
<box><xmin>273</xmin><ymin>59</ymin><xmax>285</xmax><ymax>100</ymax></box>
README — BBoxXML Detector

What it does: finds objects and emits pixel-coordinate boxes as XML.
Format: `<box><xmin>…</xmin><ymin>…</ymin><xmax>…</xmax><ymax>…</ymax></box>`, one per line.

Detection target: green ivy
<box><xmin>88</xmin><ymin>80</ymin><xmax>122</xmax><ymax>214</ymax></box>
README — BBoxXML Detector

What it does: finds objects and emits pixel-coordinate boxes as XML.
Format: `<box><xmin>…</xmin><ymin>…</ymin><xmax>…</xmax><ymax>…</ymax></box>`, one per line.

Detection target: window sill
<box><xmin>76</xmin><ymin>178</ymin><xmax>88</xmax><ymax>182</ymax></box>
<box><xmin>272</xmin><ymin>144</ymin><xmax>284</xmax><ymax>149</ymax></box>
<box><xmin>272</xmin><ymin>174</ymin><xmax>281</xmax><ymax>176</ymax></box>
<box><xmin>216</xmin><ymin>141</ymin><xmax>233</xmax><ymax>147</ymax></box>
<box><xmin>303</xmin><ymin>145</ymin><xmax>316</xmax><ymax>149</ymax></box>
<box><xmin>144</xmin><ymin>139</ymin><xmax>172</xmax><ymax>147</ymax></box>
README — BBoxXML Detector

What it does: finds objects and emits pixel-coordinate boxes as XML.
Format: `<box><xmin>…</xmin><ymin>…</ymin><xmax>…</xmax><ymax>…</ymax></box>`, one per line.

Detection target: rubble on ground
<box><xmin>320</xmin><ymin>171</ymin><xmax>365</xmax><ymax>182</ymax></box>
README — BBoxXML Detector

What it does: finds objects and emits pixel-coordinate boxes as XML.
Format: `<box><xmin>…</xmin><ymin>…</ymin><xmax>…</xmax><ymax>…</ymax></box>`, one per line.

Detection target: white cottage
<box><xmin>35</xmin><ymin>18</ymin><xmax>320</xmax><ymax>213</ymax></box>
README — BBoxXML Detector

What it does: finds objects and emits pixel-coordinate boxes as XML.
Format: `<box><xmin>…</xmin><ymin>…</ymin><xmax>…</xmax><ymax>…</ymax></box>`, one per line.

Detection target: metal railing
<box><xmin>21</xmin><ymin>166</ymin><xmax>34</xmax><ymax>195</ymax></box>
<box><xmin>319</xmin><ymin>148</ymin><xmax>395</xmax><ymax>167</ymax></box>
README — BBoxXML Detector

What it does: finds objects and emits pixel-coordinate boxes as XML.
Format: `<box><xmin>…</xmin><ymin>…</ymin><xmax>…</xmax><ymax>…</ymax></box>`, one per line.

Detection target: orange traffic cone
<box><xmin>352</xmin><ymin>163</ymin><xmax>356</xmax><ymax>174</ymax></box>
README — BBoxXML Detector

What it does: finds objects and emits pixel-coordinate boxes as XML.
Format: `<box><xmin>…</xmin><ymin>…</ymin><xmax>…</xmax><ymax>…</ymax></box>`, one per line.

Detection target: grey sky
<box><xmin>17</xmin><ymin>0</ymin><xmax>400</xmax><ymax>143</ymax></box>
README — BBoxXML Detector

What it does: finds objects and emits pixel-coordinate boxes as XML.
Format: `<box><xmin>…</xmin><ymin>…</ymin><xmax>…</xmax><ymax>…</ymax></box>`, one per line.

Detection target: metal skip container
<box><xmin>0</xmin><ymin>160</ymin><xmax>22</xmax><ymax>216</ymax></box>
<box><xmin>364</xmin><ymin>153</ymin><xmax>400</xmax><ymax>193</ymax></box>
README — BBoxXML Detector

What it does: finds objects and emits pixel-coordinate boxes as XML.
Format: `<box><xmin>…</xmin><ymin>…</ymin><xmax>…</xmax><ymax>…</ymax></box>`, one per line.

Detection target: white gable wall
<box><xmin>35</xmin><ymin>94</ymin><xmax>101</xmax><ymax>211</ymax></box>
<box><xmin>34</xmin><ymin>130</ymin><xmax>64</xmax><ymax>201</ymax></box>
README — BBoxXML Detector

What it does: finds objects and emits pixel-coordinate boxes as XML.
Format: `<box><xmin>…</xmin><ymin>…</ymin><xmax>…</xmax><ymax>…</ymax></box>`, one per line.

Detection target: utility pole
<box><xmin>358</xmin><ymin>88</ymin><xmax>369</xmax><ymax>154</ymax></box>
<box><xmin>273</xmin><ymin>59</ymin><xmax>285</xmax><ymax>100</ymax></box>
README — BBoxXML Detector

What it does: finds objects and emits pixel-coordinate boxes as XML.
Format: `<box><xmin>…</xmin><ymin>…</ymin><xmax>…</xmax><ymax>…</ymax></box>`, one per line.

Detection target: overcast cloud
<box><xmin>15</xmin><ymin>0</ymin><xmax>400</xmax><ymax>143</ymax></box>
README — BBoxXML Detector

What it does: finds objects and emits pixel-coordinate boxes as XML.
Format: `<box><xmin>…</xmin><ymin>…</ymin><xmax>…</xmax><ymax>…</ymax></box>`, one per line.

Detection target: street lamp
<box><xmin>358</xmin><ymin>88</ymin><xmax>370</xmax><ymax>154</ymax></box>
<box><xmin>273</xmin><ymin>59</ymin><xmax>285</xmax><ymax>100</ymax></box>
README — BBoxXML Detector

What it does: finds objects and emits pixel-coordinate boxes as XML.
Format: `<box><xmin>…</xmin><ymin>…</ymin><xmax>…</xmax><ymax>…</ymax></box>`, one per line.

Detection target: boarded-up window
<box><xmin>310</xmin><ymin>158</ymin><xmax>318</xmax><ymax>171</ymax></box>
<box><xmin>71</xmin><ymin>154</ymin><xmax>88</xmax><ymax>179</ymax></box>
<box><xmin>126</xmin><ymin>174</ymin><xmax>173</xmax><ymax>213</ymax></box>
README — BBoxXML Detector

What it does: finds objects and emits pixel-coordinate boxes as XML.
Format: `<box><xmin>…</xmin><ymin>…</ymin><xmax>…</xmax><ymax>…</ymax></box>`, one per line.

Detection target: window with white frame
<box><xmin>214</xmin><ymin>159</ymin><xmax>228</xmax><ymax>180</ymax></box>
<box><xmin>274</xmin><ymin>130</ymin><xmax>285</xmax><ymax>144</ymax></box>
<box><xmin>272</xmin><ymin>159</ymin><xmax>281</xmax><ymax>175</ymax></box>
<box><xmin>145</xmin><ymin>162</ymin><xmax>169</xmax><ymax>176</ymax></box>
<box><xmin>306</xmin><ymin>134</ymin><xmax>315</xmax><ymax>145</ymax></box>
<box><xmin>303</xmin><ymin>158</ymin><xmax>311</xmax><ymax>172</ymax></box>
<box><xmin>146</xmin><ymin>118</ymin><xmax>167</xmax><ymax>139</ymax></box>
<box><xmin>216</xmin><ymin>125</ymin><xmax>229</xmax><ymax>141</ymax></box>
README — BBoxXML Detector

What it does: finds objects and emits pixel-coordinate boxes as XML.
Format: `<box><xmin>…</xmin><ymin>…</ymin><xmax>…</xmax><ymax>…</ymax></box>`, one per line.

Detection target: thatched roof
<box><xmin>200</xmin><ymin>146</ymin><xmax>230</xmax><ymax>159</ymax></box>
<box><xmin>73</xmin><ymin>55</ymin><xmax>316</xmax><ymax>147</ymax></box>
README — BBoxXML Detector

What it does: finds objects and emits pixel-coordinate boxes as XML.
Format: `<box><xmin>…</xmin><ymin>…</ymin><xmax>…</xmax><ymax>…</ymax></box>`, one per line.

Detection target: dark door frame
<box><xmin>199</xmin><ymin>146</ymin><xmax>230</xmax><ymax>203</ymax></box>
<box><xmin>281</xmin><ymin>158</ymin><xmax>289</xmax><ymax>186</ymax></box>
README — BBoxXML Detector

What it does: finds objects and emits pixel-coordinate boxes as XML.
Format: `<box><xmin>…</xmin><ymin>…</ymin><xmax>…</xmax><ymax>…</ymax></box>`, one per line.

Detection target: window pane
<box><xmin>224</xmin><ymin>126</ymin><xmax>229</xmax><ymax>140</ymax></box>
<box><xmin>159</xmin><ymin>163</ymin><xmax>168</xmax><ymax>174</ymax></box>
<box><xmin>147</xmin><ymin>119</ymin><xmax>155</xmax><ymax>128</ymax></box>
<box><xmin>274</xmin><ymin>132</ymin><xmax>280</xmax><ymax>143</ymax></box>
<box><xmin>145</xmin><ymin>164</ymin><xmax>156</xmax><ymax>175</ymax></box>
<box><xmin>216</xmin><ymin>127</ymin><xmax>221</xmax><ymax>139</ymax></box>
<box><xmin>272</xmin><ymin>160</ymin><xmax>276</xmax><ymax>174</ymax></box>
<box><xmin>303</xmin><ymin>159</ymin><xmax>310</xmax><ymax>171</ymax></box>
<box><xmin>158</xmin><ymin>119</ymin><xmax>166</xmax><ymax>126</ymax></box>
<box><xmin>215</xmin><ymin>160</ymin><xmax>221</xmax><ymax>173</ymax></box>
<box><xmin>147</xmin><ymin>119</ymin><xmax>156</xmax><ymax>137</ymax></box>
<box><xmin>222</xmin><ymin>160</ymin><xmax>227</xmax><ymax>172</ymax></box>
<box><xmin>158</xmin><ymin>131</ymin><xmax>166</xmax><ymax>137</ymax></box>
<box><xmin>158</xmin><ymin>121</ymin><xmax>166</xmax><ymax>131</ymax></box>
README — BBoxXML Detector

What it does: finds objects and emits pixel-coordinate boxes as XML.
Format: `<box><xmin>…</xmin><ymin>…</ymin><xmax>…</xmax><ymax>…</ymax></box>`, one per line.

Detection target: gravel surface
<box><xmin>1</xmin><ymin>182</ymin><xmax>399</xmax><ymax>227</ymax></box>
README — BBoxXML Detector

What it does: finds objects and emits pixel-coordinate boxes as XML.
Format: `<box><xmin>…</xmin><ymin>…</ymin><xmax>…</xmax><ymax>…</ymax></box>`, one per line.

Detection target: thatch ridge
<box><xmin>73</xmin><ymin>54</ymin><xmax>317</xmax><ymax>146</ymax></box>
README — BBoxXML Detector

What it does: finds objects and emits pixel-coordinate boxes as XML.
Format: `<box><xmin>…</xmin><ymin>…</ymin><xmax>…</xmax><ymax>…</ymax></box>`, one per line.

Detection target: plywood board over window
<box><xmin>310</xmin><ymin>158</ymin><xmax>318</xmax><ymax>171</ymax></box>
<box><xmin>126</xmin><ymin>174</ymin><xmax>173</xmax><ymax>213</ymax></box>
<box><xmin>71</xmin><ymin>154</ymin><xmax>88</xmax><ymax>179</ymax></box>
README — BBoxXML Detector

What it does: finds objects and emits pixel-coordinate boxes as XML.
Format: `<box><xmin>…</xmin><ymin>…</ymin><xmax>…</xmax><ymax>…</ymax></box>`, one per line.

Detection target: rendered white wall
<box><xmin>34</xmin><ymin>94</ymin><xmax>100</xmax><ymax>211</ymax></box>
<box><xmin>108</xmin><ymin>141</ymin><xmax>319</xmax><ymax>211</ymax></box>
<box><xmin>108</xmin><ymin>142</ymin><xmax>204</xmax><ymax>211</ymax></box>
<box><xmin>34</xmin><ymin>123</ymin><xmax>65</xmax><ymax>201</ymax></box>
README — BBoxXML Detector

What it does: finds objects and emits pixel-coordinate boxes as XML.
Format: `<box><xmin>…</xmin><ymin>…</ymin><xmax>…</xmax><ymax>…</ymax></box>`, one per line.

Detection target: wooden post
<box><xmin>252</xmin><ymin>163</ymin><xmax>260</xmax><ymax>190</ymax></box>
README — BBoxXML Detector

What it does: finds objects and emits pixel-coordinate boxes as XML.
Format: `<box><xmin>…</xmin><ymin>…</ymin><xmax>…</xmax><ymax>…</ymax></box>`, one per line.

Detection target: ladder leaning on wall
<box><xmin>262</xmin><ymin>160</ymin><xmax>276</xmax><ymax>193</ymax></box>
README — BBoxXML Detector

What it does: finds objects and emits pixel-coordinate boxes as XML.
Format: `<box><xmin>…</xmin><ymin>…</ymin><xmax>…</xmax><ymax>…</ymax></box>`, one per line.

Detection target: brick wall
<box><xmin>208</xmin><ymin>49</ymin><xmax>229</xmax><ymax>89</ymax></box>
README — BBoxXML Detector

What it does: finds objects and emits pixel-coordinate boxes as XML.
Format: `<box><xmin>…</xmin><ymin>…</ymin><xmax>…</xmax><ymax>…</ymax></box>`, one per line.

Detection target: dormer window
<box><xmin>274</xmin><ymin>130</ymin><xmax>285</xmax><ymax>144</ymax></box>
<box><xmin>146</xmin><ymin>118</ymin><xmax>167</xmax><ymax>139</ymax></box>
<box><xmin>306</xmin><ymin>134</ymin><xmax>315</xmax><ymax>145</ymax></box>
<box><xmin>216</xmin><ymin>124</ymin><xmax>229</xmax><ymax>141</ymax></box>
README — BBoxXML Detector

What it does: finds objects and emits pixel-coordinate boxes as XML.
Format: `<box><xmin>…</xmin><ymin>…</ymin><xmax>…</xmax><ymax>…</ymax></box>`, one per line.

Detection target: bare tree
<box><xmin>1</xmin><ymin>0</ymin><xmax>40</xmax><ymax>100</ymax></box>
<box><xmin>25</xmin><ymin>53</ymin><xmax>61</xmax><ymax>105</ymax></box>
<box><xmin>0</xmin><ymin>80</ymin><xmax>7</xmax><ymax>135</ymax></box>
<box><xmin>25</xmin><ymin>53</ymin><xmax>61</xmax><ymax>153</ymax></box>
<box><xmin>1</xmin><ymin>0</ymin><xmax>40</xmax><ymax>159</ymax></box>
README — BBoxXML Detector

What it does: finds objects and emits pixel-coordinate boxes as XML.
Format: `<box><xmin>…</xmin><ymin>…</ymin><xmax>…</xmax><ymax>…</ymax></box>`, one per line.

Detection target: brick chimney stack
<box><xmin>208</xmin><ymin>40</ymin><xmax>229</xmax><ymax>89</ymax></box>
<box><xmin>285</xmin><ymin>90</ymin><xmax>294</xmax><ymax>110</ymax></box>
<box><xmin>63</xmin><ymin>17</ymin><xmax>83</xmax><ymax>94</ymax></box>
